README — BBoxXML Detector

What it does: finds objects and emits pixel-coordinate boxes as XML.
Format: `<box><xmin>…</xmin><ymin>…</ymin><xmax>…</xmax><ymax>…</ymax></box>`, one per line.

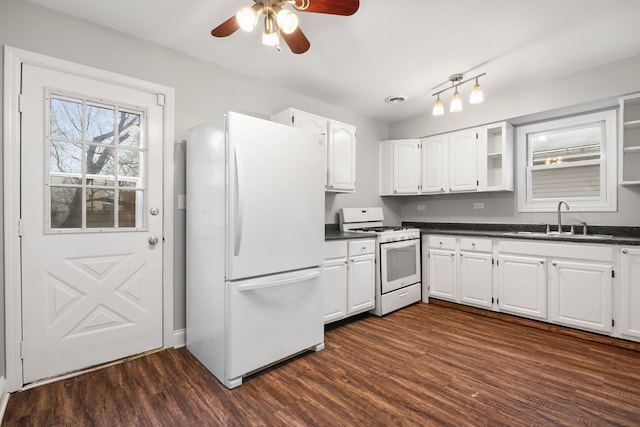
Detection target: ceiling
<box><xmin>25</xmin><ymin>0</ymin><xmax>640</xmax><ymax>123</ymax></box>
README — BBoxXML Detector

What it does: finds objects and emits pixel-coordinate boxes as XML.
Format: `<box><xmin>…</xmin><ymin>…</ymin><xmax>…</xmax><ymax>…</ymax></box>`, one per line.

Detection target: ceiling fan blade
<box><xmin>282</xmin><ymin>27</ymin><xmax>311</xmax><ymax>54</ymax></box>
<box><xmin>211</xmin><ymin>16</ymin><xmax>240</xmax><ymax>37</ymax></box>
<box><xmin>294</xmin><ymin>0</ymin><xmax>359</xmax><ymax>16</ymax></box>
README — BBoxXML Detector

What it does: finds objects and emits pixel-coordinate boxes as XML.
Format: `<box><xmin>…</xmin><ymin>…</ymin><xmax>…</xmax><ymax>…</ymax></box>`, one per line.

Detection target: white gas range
<box><xmin>340</xmin><ymin>208</ymin><xmax>422</xmax><ymax>316</ymax></box>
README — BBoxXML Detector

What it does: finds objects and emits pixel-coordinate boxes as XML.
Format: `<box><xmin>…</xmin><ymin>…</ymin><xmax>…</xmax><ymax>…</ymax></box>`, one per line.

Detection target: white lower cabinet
<box><xmin>424</xmin><ymin>234</ymin><xmax>633</xmax><ymax>342</ymax></box>
<box><xmin>459</xmin><ymin>238</ymin><xmax>493</xmax><ymax>310</ymax></box>
<box><xmin>427</xmin><ymin>236</ymin><xmax>457</xmax><ymax>302</ymax></box>
<box><xmin>322</xmin><ymin>239</ymin><xmax>375</xmax><ymax>323</ymax></box>
<box><xmin>427</xmin><ymin>235</ymin><xmax>493</xmax><ymax>309</ymax></box>
<box><xmin>549</xmin><ymin>260</ymin><xmax>613</xmax><ymax>334</ymax></box>
<box><xmin>620</xmin><ymin>247</ymin><xmax>640</xmax><ymax>339</ymax></box>
<box><xmin>496</xmin><ymin>254</ymin><xmax>547</xmax><ymax>320</ymax></box>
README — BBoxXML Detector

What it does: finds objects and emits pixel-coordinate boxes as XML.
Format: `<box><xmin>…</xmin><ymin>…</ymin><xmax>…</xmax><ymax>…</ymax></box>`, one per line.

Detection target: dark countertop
<box><xmin>324</xmin><ymin>228</ymin><xmax>377</xmax><ymax>241</ymax></box>
<box><xmin>404</xmin><ymin>222</ymin><xmax>640</xmax><ymax>246</ymax></box>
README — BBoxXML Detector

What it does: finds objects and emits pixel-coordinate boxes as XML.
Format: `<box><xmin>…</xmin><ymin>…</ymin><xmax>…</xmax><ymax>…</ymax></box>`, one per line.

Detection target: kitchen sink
<box><xmin>504</xmin><ymin>231</ymin><xmax>613</xmax><ymax>239</ymax></box>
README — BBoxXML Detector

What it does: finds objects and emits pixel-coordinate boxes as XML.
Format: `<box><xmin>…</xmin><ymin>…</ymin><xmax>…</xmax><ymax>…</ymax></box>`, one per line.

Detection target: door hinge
<box><xmin>476</xmin><ymin>180</ymin><xmax>479</xmax><ymax>186</ymax></box>
<box><xmin>612</xmin><ymin>319</ymin><xmax>615</xmax><ymax>327</ymax></box>
<box><xmin>20</xmin><ymin>341</ymin><xmax>24</xmax><ymax>359</ymax></box>
<box><xmin>612</xmin><ymin>270</ymin><xmax>615</xmax><ymax>278</ymax></box>
<box><xmin>156</xmin><ymin>93</ymin><xmax>165</xmax><ymax>106</ymax></box>
<box><xmin>491</xmin><ymin>297</ymin><xmax>494</xmax><ymax>304</ymax></box>
<box><xmin>496</xmin><ymin>259</ymin><xmax>499</xmax><ymax>266</ymax></box>
<box><xmin>18</xmin><ymin>93</ymin><xmax>24</xmax><ymax>113</ymax></box>
<box><xmin>492</xmin><ymin>258</ymin><xmax>495</xmax><ymax>265</ymax></box>
<box><xmin>291</xmin><ymin>115</ymin><xmax>295</xmax><ymax>125</ymax></box>
<box><xmin>18</xmin><ymin>219</ymin><xmax>23</xmax><ymax>237</ymax></box>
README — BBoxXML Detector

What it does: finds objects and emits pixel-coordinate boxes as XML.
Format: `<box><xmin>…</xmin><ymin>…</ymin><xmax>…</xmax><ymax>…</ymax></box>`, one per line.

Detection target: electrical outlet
<box><xmin>417</xmin><ymin>204</ymin><xmax>426</xmax><ymax>211</ymax></box>
<box><xmin>473</xmin><ymin>202</ymin><xmax>485</xmax><ymax>210</ymax></box>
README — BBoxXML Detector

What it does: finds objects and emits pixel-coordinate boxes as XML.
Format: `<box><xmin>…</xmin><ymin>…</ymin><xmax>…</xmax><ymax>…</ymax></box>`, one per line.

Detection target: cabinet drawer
<box><xmin>324</xmin><ymin>241</ymin><xmax>348</xmax><ymax>259</ymax></box>
<box><xmin>460</xmin><ymin>238</ymin><xmax>492</xmax><ymax>252</ymax></box>
<box><xmin>428</xmin><ymin>235</ymin><xmax>456</xmax><ymax>250</ymax></box>
<box><xmin>348</xmin><ymin>239</ymin><xmax>376</xmax><ymax>256</ymax></box>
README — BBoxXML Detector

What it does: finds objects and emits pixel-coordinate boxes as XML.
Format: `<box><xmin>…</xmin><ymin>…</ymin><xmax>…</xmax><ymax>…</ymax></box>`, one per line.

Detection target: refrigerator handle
<box><xmin>237</xmin><ymin>270</ymin><xmax>320</xmax><ymax>292</ymax></box>
<box><xmin>233</xmin><ymin>147</ymin><xmax>244</xmax><ymax>256</ymax></box>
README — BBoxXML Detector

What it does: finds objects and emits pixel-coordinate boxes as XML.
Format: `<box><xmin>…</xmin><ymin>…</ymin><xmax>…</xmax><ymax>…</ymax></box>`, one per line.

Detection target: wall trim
<box><xmin>0</xmin><ymin>376</ymin><xmax>9</xmax><ymax>423</ymax></box>
<box><xmin>3</xmin><ymin>46</ymin><xmax>176</xmax><ymax>392</ymax></box>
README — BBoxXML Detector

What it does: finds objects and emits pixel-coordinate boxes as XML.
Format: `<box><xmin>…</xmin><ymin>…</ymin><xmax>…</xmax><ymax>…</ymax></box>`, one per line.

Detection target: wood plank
<box><xmin>3</xmin><ymin>302</ymin><xmax>640</xmax><ymax>426</ymax></box>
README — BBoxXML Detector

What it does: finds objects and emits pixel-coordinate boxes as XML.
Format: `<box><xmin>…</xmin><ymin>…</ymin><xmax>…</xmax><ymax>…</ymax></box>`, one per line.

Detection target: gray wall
<box><xmin>0</xmin><ymin>0</ymin><xmax>392</xmax><ymax>343</ymax></box>
<box><xmin>389</xmin><ymin>55</ymin><xmax>640</xmax><ymax>227</ymax></box>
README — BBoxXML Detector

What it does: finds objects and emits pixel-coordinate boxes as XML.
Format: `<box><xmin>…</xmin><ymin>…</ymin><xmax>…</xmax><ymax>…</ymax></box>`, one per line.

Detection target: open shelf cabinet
<box><xmin>620</xmin><ymin>94</ymin><xmax>640</xmax><ymax>185</ymax></box>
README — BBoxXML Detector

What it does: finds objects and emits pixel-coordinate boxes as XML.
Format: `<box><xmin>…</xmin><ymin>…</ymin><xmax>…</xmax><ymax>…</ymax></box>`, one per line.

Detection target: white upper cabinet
<box><xmin>619</xmin><ymin>93</ymin><xmax>640</xmax><ymax>185</ymax></box>
<box><xmin>393</xmin><ymin>140</ymin><xmax>421</xmax><ymax>194</ymax></box>
<box><xmin>477</xmin><ymin>122</ymin><xmax>514</xmax><ymax>191</ymax></box>
<box><xmin>421</xmin><ymin>135</ymin><xmax>449</xmax><ymax>194</ymax></box>
<box><xmin>327</xmin><ymin>121</ymin><xmax>356</xmax><ymax>192</ymax></box>
<box><xmin>448</xmin><ymin>128</ymin><xmax>478</xmax><ymax>192</ymax></box>
<box><xmin>272</xmin><ymin>108</ymin><xmax>356</xmax><ymax>193</ymax></box>
<box><xmin>380</xmin><ymin>121</ymin><xmax>513</xmax><ymax>196</ymax></box>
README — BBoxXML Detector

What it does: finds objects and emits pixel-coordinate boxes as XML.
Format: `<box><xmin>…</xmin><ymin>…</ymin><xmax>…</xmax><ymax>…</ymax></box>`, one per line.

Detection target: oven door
<box><xmin>380</xmin><ymin>238</ymin><xmax>421</xmax><ymax>294</ymax></box>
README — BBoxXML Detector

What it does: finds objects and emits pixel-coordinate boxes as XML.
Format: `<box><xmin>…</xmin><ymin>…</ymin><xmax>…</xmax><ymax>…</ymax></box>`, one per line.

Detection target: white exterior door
<box><xmin>20</xmin><ymin>64</ymin><xmax>164</xmax><ymax>383</ymax></box>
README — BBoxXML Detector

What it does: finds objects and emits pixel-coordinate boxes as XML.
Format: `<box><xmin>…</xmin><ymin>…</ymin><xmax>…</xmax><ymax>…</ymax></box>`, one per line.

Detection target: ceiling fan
<box><xmin>211</xmin><ymin>0</ymin><xmax>359</xmax><ymax>54</ymax></box>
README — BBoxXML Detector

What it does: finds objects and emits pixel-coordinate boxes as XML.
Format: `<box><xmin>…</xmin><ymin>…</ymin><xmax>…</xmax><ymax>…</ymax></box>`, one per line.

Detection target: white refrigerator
<box><xmin>186</xmin><ymin>112</ymin><xmax>325</xmax><ymax>389</ymax></box>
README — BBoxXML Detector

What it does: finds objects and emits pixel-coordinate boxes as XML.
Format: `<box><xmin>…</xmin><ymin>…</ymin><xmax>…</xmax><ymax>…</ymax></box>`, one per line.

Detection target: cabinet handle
<box><xmin>622</xmin><ymin>249</ymin><xmax>629</xmax><ymax>254</ymax></box>
<box><xmin>451</xmin><ymin>253</ymin><xmax>455</xmax><ymax>257</ymax></box>
<box><xmin>440</xmin><ymin>187</ymin><xmax>444</xmax><ymax>192</ymax></box>
<box><xmin>540</xmin><ymin>260</ymin><xmax>544</xmax><ymax>264</ymax></box>
<box><xmin>552</xmin><ymin>261</ymin><xmax>557</xmax><ymax>266</ymax></box>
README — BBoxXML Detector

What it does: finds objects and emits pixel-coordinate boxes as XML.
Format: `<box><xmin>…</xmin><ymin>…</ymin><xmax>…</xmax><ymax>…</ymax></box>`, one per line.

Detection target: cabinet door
<box><xmin>549</xmin><ymin>260</ymin><xmax>612</xmax><ymax>333</ymax></box>
<box><xmin>497</xmin><ymin>254</ymin><xmax>547</xmax><ymax>320</ymax></box>
<box><xmin>348</xmin><ymin>254</ymin><xmax>375</xmax><ymax>314</ymax></box>
<box><xmin>428</xmin><ymin>249</ymin><xmax>457</xmax><ymax>302</ymax></box>
<box><xmin>449</xmin><ymin>129</ymin><xmax>478</xmax><ymax>192</ymax></box>
<box><xmin>621</xmin><ymin>247</ymin><xmax>640</xmax><ymax>339</ymax></box>
<box><xmin>421</xmin><ymin>136</ymin><xmax>449</xmax><ymax>194</ymax></box>
<box><xmin>459</xmin><ymin>251</ymin><xmax>493</xmax><ymax>309</ymax></box>
<box><xmin>327</xmin><ymin>121</ymin><xmax>356</xmax><ymax>192</ymax></box>
<box><xmin>322</xmin><ymin>258</ymin><xmax>348</xmax><ymax>323</ymax></box>
<box><xmin>393</xmin><ymin>140</ymin><xmax>420</xmax><ymax>194</ymax></box>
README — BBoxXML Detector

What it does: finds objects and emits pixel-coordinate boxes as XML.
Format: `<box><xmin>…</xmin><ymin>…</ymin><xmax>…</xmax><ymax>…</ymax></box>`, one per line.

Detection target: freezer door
<box><xmin>226</xmin><ymin>268</ymin><xmax>324</xmax><ymax>382</ymax></box>
<box><xmin>226</xmin><ymin>112</ymin><xmax>325</xmax><ymax>280</ymax></box>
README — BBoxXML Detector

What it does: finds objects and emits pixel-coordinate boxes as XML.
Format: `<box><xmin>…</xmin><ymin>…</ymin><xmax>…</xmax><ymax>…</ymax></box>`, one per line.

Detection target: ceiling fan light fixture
<box><xmin>262</xmin><ymin>14</ymin><xmax>280</xmax><ymax>47</ymax></box>
<box><xmin>236</xmin><ymin>5</ymin><xmax>261</xmax><ymax>32</ymax></box>
<box><xmin>276</xmin><ymin>9</ymin><xmax>299</xmax><ymax>34</ymax></box>
<box><xmin>469</xmin><ymin>78</ymin><xmax>484</xmax><ymax>104</ymax></box>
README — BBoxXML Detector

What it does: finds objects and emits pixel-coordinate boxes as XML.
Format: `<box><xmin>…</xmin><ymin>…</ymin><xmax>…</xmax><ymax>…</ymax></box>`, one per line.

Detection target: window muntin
<box><xmin>47</xmin><ymin>91</ymin><xmax>147</xmax><ymax>231</ymax></box>
<box><xmin>516</xmin><ymin>110</ymin><xmax>617</xmax><ymax>212</ymax></box>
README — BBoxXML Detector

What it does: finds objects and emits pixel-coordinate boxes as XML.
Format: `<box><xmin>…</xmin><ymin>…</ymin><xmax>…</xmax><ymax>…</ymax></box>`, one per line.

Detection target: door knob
<box><xmin>150</xmin><ymin>207</ymin><xmax>160</xmax><ymax>216</ymax></box>
<box><xmin>148</xmin><ymin>236</ymin><xmax>159</xmax><ymax>245</ymax></box>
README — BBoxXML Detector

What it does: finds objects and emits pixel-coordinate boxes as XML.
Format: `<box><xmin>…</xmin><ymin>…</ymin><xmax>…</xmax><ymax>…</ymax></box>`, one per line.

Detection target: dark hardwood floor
<box><xmin>4</xmin><ymin>302</ymin><xmax>640</xmax><ymax>426</ymax></box>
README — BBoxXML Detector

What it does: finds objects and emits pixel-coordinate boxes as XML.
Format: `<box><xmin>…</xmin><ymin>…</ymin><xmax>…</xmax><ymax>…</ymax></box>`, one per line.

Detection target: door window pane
<box><xmin>50</xmin><ymin>98</ymin><xmax>82</xmax><ymax>141</ymax></box>
<box><xmin>47</xmin><ymin>93</ymin><xmax>147</xmax><ymax>231</ymax></box>
<box><xmin>118</xmin><ymin>112</ymin><xmax>141</xmax><ymax>148</ymax></box>
<box><xmin>50</xmin><ymin>187</ymin><xmax>82</xmax><ymax>228</ymax></box>
<box><xmin>86</xmin><ymin>104</ymin><xmax>115</xmax><ymax>144</ymax></box>
<box><xmin>86</xmin><ymin>188</ymin><xmax>115</xmax><ymax>228</ymax></box>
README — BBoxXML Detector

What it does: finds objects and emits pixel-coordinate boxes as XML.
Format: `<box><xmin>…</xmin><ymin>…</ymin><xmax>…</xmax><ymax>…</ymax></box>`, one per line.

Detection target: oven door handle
<box><xmin>381</xmin><ymin>239</ymin><xmax>419</xmax><ymax>250</ymax></box>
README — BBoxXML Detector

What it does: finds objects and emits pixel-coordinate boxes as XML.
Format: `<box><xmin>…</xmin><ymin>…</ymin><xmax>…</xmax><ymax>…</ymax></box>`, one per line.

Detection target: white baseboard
<box><xmin>0</xmin><ymin>376</ymin><xmax>10</xmax><ymax>424</ymax></box>
<box><xmin>169</xmin><ymin>328</ymin><xmax>186</xmax><ymax>348</ymax></box>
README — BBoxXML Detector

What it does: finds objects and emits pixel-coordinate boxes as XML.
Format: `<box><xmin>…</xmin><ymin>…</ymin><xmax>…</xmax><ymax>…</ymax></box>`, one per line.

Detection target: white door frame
<box><xmin>3</xmin><ymin>46</ymin><xmax>176</xmax><ymax>392</ymax></box>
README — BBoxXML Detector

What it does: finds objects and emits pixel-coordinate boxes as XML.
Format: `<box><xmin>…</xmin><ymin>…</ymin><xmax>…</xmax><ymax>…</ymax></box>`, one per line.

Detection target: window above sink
<box><xmin>516</xmin><ymin>109</ymin><xmax>617</xmax><ymax>212</ymax></box>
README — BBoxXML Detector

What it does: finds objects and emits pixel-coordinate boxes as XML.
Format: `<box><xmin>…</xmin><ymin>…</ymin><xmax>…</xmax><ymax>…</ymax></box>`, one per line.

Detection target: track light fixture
<box><xmin>432</xmin><ymin>73</ymin><xmax>485</xmax><ymax>116</ymax></box>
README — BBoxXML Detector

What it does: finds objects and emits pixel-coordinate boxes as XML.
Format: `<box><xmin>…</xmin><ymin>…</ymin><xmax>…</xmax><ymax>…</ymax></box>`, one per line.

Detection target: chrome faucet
<box><xmin>557</xmin><ymin>200</ymin><xmax>570</xmax><ymax>233</ymax></box>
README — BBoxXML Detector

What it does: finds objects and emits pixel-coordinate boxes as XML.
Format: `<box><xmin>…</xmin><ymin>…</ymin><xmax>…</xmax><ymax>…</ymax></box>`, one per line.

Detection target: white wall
<box><xmin>389</xmin><ymin>55</ymin><xmax>640</xmax><ymax>227</ymax></box>
<box><xmin>0</xmin><ymin>0</ymin><xmax>393</xmax><ymax>335</ymax></box>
